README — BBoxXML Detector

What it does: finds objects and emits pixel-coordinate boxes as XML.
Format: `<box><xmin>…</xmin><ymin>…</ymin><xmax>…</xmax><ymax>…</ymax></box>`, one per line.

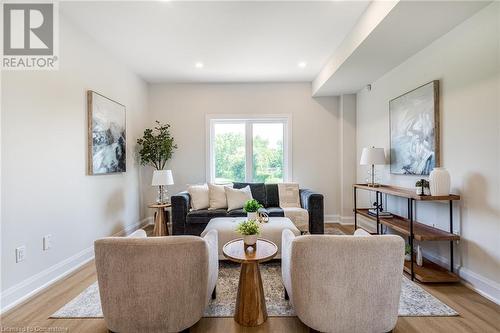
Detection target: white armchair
<box><xmin>95</xmin><ymin>229</ymin><xmax>218</xmax><ymax>333</ymax></box>
<box><xmin>281</xmin><ymin>229</ymin><xmax>404</xmax><ymax>333</ymax></box>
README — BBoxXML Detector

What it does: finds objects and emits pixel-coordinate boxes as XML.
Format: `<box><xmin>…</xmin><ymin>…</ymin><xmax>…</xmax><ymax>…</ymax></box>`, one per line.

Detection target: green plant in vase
<box><xmin>236</xmin><ymin>219</ymin><xmax>260</xmax><ymax>246</ymax></box>
<box><xmin>415</xmin><ymin>179</ymin><xmax>430</xmax><ymax>196</ymax></box>
<box><xmin>405</xmin><ymin>244</ymin><xmax>412</xmax><ymax>261</ymax></box>
<box><xmin>137</xmin><ymin>121</ymin><xmax>178</xmax><ymax>203</ymax></box>
<box><xmin>243</xmin><ymin>199</ymin><xmax>263</xmax><ymax>220</ymax></box>
<box><xmin>136</xmin><ymin>121</ymin><xmax>177</xmax><ymax>170</ymax></box>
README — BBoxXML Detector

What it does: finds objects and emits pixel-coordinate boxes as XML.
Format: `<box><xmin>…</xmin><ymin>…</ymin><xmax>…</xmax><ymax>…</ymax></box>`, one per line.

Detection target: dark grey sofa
<box><xmin>171</xmin><ymin>182</ymin><xmax>324</xmax><ymax>236</ymax></box>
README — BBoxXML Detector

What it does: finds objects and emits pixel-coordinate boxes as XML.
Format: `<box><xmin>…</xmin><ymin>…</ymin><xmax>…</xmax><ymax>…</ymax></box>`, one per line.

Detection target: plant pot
<box><xmin>429</xmin><ymin>167</ymin><xmax>451</xmax><ymax>196</ymax></box>
<box><xmin>405</xmin><ymin>254</ymin><xmax>412</xmax><ymax>261</ymax></box>
<box><xmin>424</xmin><ymin>187</ymin><xmax>431</xmax><ymax>196</ymax></box>
<box><xmin>247</xmin><ymin>212</ymin><xmax>257</xmax><ymax>220</ymax></box>
<box><xmin>415</xmin><ymin>187</ymin><xmax>424</xmax><ymax>195</ymax></box>
<box><xmin>243</xmin><ymin>234</ymin><xmax>257</xmax><ymax>246</ymax></box>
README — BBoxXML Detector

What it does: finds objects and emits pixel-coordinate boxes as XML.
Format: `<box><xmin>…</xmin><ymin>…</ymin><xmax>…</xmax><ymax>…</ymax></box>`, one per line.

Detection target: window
<box><xmin>208</xmin><ymin>116</ymin><xmax>291</xmax><ymax>183</ymax></box>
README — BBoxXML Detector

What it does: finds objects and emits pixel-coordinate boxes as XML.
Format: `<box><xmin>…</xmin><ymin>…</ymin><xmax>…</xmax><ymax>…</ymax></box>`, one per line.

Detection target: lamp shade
<box><xmin>360</xmin><ymin>147</ymin><xmax>386</xmax><ymax>165</ymax></box>
<box><xmin>151</xmin><ymin>170</ymin><xmax>174</xmax><ymax>186</ymax></box>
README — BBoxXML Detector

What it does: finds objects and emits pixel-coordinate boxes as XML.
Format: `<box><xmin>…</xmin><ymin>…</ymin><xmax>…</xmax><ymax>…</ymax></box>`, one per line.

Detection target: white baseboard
<box><xmin>422</xmin><ymin>250</ymin><xmax>500</xmax><ymax>305</ymax></box>
<box><xmin>354</xmin><ymin>220</ymin><xmax>500</xmax><ymax>305</ymax></box>
<box><xmin>324</xmin><ymin>214</ymin><xmax>339</xmax><ymax>223</ymax></box>
<box><xmin>324</xmin><ymin>216</ymin><xmax>355</xmax><ymax>225</ymax></box>
<box><xmin>339</xmin><ymin>216</ymin><xmax>355</xmax><ymax>225</ymax></box>
<box><xmin>0</xmin><ymin>217</ymin><xmax>152</xmax><ymax>314</ymax></box>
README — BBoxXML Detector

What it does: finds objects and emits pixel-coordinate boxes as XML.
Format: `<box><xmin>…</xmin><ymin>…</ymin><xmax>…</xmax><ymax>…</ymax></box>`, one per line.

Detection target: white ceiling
<box><xmin>61</xmin><ymin>1</ymin><xmax>370</xmax><ymax>83</ymax></box>
<box><xmin>312</xmin><ymin>0</ymin><xmax>490</xmax><ymax>96</ymax></box>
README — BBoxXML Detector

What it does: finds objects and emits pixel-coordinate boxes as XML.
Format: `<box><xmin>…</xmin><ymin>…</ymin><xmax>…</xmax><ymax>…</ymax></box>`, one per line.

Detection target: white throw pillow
<box><xmin>225</xmin><ymin>186</ymin><xmax>253</xmax><ymax>211</ymax></box>
<box><xmin>278</xmin><ymin>183</ymin><xmax>301</xmax><ymax>208</ymax></box>
<box><xmin>208</xmin><ymin>183</ymin><xmax>231</xmax><ymax>210</ymax></box>
<box><xmin>188</xmin><ymin>184</ymin><xmax>209</xmax><ymax>210</ymax></box>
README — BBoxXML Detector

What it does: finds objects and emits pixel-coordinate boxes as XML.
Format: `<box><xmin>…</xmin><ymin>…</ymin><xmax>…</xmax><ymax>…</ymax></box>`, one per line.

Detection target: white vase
<box><xmin>416</xmin><ymin>245</ymin><xmax>423</xmax><ymax>267</ymax></box>
<box><xmin>247</xmin><ymin>212</ymin><xmax>257</xmax><ymax>220</ymax></box>
<box><xmin>243</xmin><ymin>234</ymin><xmax>257</xmax><ymax>246</ymax></box>
<box><xmin>429</xmin><ymin>167</ymin><xmax>451</xmax><ymax>196</ymax></box>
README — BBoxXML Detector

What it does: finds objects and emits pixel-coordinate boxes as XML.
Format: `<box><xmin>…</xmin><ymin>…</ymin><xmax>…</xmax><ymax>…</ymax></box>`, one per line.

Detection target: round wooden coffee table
<box><xmin>222</xmin><ymin>238</ymin><xmax>278</xmax><ymax>327</ymax></box>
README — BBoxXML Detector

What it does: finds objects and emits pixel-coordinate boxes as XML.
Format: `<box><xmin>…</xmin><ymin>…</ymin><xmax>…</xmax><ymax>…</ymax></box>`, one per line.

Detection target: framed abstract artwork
<box><xmin>87</xmin><ymin>91</ymin><xmax>126</xmax><ymax>175</ymax></box>
<box><xmin>390</xmin><ymin>80</ymin><xmax>440</xmax><ymax>175</ymax></box>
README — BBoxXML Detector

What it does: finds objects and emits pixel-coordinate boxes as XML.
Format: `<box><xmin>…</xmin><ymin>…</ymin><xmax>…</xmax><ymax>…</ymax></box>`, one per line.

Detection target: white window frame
<box><xmin>206</xmin><ymin>114</ymin><xmax>292</xmax><ymax>183</ymax></box>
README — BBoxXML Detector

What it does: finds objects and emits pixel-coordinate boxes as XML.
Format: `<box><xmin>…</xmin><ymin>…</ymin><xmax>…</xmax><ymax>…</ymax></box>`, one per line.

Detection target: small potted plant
<box><xmin>405</xmin><ymin>244</ymin><xmax>412</xmax><ymax>261</ymax></box>
<box><xmin>243</xmin><ymin>199</ymin><xmax>263</xmax><ymax>220</ymax></box>
<box><xmin>415</xmin><ymin>179</ymin><xmax>430</xmax><ymax>196</ymax></box>
<box><xmin>236</xmin><ymin>219</ymin><xmax>260</xmax><ymax>246</ymax></box>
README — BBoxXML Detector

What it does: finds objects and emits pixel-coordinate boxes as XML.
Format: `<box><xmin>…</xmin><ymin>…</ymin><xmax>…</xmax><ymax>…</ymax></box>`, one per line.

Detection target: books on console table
<box><xmin>367</xmin><ymin>209</ymin><xmax>393</xmax><ymax>218</ymax></box>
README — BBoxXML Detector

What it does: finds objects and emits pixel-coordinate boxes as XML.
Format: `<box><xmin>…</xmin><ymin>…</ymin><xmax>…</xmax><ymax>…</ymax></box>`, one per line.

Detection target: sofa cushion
<box><xmin>266</xmin><ymin>184</ymin><xmax>279</xmax><ymax>208</ymax></box>
<box><xmin>266</xmin><ymin>207</ymin><xmax>285</xmax><ymax>217</ymax></box>
<box><xmin>187</xmin><ymin>209</ymin><xmax>227</xmax><ymax>224</ymax></box>
<box><xmin>227</xmin><ymin>209</ymin><xmax>246</xmax><ymax>217</ymax></box>
<box><xmin>233</xmin><ymin>182</ymin><xmax>266</xmax><ymax>207</ymax></box>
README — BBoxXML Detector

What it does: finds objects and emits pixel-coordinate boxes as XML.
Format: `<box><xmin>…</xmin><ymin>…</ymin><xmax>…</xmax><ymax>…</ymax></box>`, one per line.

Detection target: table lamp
<box><xmin>360</xmin><ymin>147</ymin><xmax>385</xmax><ymax>187</ymax></box>
<box><xmin>152</xmin><ymin>170</ymin><xmax>174</xmax><ymax>204</ymax></box>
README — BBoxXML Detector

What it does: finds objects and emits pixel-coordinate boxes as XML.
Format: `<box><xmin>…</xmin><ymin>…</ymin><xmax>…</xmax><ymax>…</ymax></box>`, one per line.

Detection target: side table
<box><xmin>222</xmin><ymin>238</ymin><xmax>278</xmax><ymax>326</ymax></box>
<box><xmin>148</xmin><ymin>203</ymin><xmax>171</xmax><ymax>236</ymax></box>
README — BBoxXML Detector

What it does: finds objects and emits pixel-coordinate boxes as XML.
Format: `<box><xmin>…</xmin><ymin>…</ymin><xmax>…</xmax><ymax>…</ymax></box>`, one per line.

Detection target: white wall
<box><xmin>1</xmin><ymin>15</ymin><xmax>149</xmax><ymax>311</ymax></box>
<box><xmin>147</xmin><ymin>83</ymin><xmax>340</xmax><ymax>219</ymax></box>
<box><xmin>356</xmin><ymin>3</ymin><xmax>500</xmax><ymax>303</ymax></box>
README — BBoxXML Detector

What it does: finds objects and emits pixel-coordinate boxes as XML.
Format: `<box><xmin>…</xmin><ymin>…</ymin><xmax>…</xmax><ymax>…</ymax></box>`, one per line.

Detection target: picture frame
<box><xmin>87</xmin><ymin>90</ymin><xmax>126</xmax><ymax>175</ymax></box>
<box><xmin>389</xmin><ymin>80</ymin><xmax>440</xmax><ymax>175</ymax></box>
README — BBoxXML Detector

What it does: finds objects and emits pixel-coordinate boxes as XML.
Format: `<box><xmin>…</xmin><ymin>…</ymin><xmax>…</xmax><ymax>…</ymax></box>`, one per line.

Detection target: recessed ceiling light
<box><xmin>195</xmin><ymin>62</ymin><xmax>204</xmax><ymax>68</ymax></box>
<box><xmin>298</xmin><ymin>61</ymin><xmax>307</xmax><ymax>68</ymax></box>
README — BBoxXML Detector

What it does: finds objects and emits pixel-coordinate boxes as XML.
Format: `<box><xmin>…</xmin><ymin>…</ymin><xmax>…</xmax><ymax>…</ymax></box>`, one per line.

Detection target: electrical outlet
<box><xmin>16</xmin><ymin>246</ymin><xmax>26</xmax><ymax>263</ymax></box>
<box><xmin>43</xmin><ymin>234</ymin><xmax>52</xmax><ymax>250</ymax></box>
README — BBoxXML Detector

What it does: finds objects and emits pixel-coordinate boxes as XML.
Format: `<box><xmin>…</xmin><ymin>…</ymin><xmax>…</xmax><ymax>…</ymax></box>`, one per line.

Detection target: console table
<box><xmin>353</xmin><ymin>184</ymin><xmax>460</xmax><ymax>283</ymax></box>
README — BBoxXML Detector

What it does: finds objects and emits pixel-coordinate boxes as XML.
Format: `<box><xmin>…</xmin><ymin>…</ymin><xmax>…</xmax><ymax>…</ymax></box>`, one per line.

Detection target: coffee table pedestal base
<box><xmin>234</xmin><ymin>262</ymin><xmax>267</xmax><ymax>327</ymax></box>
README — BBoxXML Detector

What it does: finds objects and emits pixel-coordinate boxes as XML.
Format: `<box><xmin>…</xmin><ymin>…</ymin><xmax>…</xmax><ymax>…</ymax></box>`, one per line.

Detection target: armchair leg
<box><xmin>284</xmin><ymin>288</ymin><xmax>289</xmax><ymax>300</ymax></box>
<box><xmin>211</xmin><ymin>286</ymin><xmax>216</xmax><ymax>300</ymax></box>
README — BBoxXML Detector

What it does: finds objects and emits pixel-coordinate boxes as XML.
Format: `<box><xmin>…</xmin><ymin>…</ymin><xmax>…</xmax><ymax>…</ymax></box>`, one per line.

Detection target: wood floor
<box><xmin>1</xmin><ymin>224</ymin><xmax>499</xmax><ymax>333</ymax></box>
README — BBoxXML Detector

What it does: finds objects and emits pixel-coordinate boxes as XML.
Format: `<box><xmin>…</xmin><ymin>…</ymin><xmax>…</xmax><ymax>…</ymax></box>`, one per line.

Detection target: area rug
<box><xmin>51</xmin><ymin>261</ymin><xmax>458</xmax><ymax>318</ymax></box>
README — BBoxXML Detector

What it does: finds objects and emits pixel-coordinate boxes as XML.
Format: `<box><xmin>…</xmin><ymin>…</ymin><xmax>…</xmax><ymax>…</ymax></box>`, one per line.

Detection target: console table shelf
<box><xmin>355</xmin><ymin>209</ymin><xmax>460</xmax><ymax>241</ymax></box>
<box><xmin>403</xmin><ymin>256</ymin><xmax>459</xmax><ymax>283</ymax></box>
<box><xmin>353</xmin><ymin>184</ymin><xmax>460</xmax><ymax>201</ymax></box>
<box><xmin>353</xmin><ymin>183</ymin><xmax>460</xmax><ymax>283</ymax></box>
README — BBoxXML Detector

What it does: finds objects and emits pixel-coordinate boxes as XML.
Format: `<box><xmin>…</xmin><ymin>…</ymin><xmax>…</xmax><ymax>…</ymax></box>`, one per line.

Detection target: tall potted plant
<box><xmin>137</xmin><ymin>121</ymin><xmax>177</xmax><ymax>170</ymax></box>
<box><xmin>137</xmin><ymin>121</ymin><xmax>177</xmax><ymax>203</ymax></box>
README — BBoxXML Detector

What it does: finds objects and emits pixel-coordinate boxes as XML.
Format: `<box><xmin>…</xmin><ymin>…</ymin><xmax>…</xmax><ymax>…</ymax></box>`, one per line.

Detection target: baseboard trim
<box><xmin>339</xmin><ymin>216</ymin><xmax>355</xmax><ymax>225</ymax></box>
<box><xmin>422</xmin><ymin>250</ymin><xmax>500</xmax><ymax>306</ymax></box>
<box><xmin>354</xmin><ymin>221</ymin><xmax>500</xmax><ymax>305</ymax></box>
<box><xmin>0</xmin><ymin>217</ymin><xmax>152</xmax><ymax>314</ymax></box>
<box><xmin>324</xmin><ymin>214</ymin><xmax>340</xmax><ymax>223</ymax></box>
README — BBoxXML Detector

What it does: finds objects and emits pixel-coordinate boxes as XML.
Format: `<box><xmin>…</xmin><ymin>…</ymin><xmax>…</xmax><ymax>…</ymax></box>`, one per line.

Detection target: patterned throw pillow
<box><xmin>278</xmin><ymin>183</ymin><xmax>301</xmax><ymax>208</ymax></box>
